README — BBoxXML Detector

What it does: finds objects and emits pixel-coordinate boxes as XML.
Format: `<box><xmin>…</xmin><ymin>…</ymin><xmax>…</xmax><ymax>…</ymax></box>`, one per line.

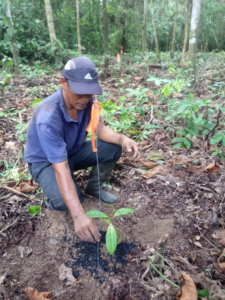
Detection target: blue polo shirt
<box><xmin>24</xmin><ymin>89</ymin><xmax>93</xmax><ymax>163</ymax></box>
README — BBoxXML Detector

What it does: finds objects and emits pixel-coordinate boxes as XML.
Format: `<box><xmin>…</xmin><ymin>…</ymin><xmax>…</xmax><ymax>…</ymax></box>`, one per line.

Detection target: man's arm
<box><xmin>96</xmin><ymin>120</ymin><xmax>140</xmax><ymax>159</ymax></box>
<box><xmin>52</xmin><ymin>160</ymin><xmax>100</xmax><ymax>243</ymax></box>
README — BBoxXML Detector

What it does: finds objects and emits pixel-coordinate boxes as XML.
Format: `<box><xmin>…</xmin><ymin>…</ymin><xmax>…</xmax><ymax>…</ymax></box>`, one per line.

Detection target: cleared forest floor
<box><xmin>1</xmin><ymin>53</ymin><xmax>225</xmax><ymax>299</ymax></box>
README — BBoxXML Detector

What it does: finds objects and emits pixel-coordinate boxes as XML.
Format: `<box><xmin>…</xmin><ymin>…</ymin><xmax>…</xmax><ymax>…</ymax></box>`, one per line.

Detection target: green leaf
<box><xmin>222</xmin><ymin>136</ymin><xmax>225</xmax><ymax>147</ymax></box>
<box><xmin>198</xmin><ymin>289</ymin><xmax>210</xmax><ymax>298</ymax></box>
<box><xmin>28</xmin><ymin>206</ymin><xmax>41</xmax><ymax>217</ymax></box>
<box><xmin>171</xmin><ymin>137</ymin><xmax>185</xmax><ymax>142</ymax></box>
<box><xmin>113</xmin><ymin>208</ymin><xmax>135</xmax><ymax>218</ymax></box>
<box><xmin>102</xmin><ymin>219</ymin><xmax>111</xmax><ymax>224</ymax></box>
<box><xmin>161</xmin><ymin>83</ymin><xmax>171</xmax><ymax>97</ymax></box>
<box><xmin>176</xmin><ymin>130</ymin><xmax>186</xmax><ymax>136</ymax></box>
<box><xmin>173</xmin><ymin>143</ymin><xmax>183</xmax><ymax>149</ymax></box>
<box><xmin>0</xmin><ymin>112</ymin><xmax>4</xmax><ymax>118</ymax></box>
<box><xmin>183</xmin><ymin>139</ymin><xmax>191</xmax><ymax>149</ymax></box>
<box><xmin>86</xmin><ymin>210</ymin><xmax>109</xmax><ymax>219</ymax></box>
<box><xmin>116</xmin><ymin>232</ymin><xmax>122</xmax><ymax>244</ymax></box>
<box><xmin>148</xmin><ymin>152</ymin><xmax>165</xmax><ymax>161</ymax></box>
<box><xmin>210</xmin><ymin>133</ymin><xmax>223</xmax><ymax>144</ymax></box>
<box><xmin>106</xmin><ymin>223</ymin><xmax>117</xmax><ymax>255</ymax></box>
<box><xmin>157</xmin><ymin>160</ymin><xmax>164</xmax><ymax>164</ymax></box>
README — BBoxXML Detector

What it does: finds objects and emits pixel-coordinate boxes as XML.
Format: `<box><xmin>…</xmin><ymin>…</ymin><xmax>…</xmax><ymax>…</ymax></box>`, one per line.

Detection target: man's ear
<box><xmin>61</xmin><ymin>77</ymin><xmax>68</xmax><ymax>89</ymax></box>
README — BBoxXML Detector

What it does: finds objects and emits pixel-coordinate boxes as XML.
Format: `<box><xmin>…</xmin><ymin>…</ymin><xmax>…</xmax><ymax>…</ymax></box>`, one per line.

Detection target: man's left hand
<box><xmin>121</xmin><ymin>136</ymin><xmax>140</xmax><ymax>159</ymax></box>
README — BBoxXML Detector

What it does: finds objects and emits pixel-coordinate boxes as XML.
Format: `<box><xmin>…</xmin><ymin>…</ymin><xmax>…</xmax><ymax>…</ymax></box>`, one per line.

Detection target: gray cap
<box><xmin>62</xmin><ymin>57</ymin><xmax>102</xmax><ymax>95</ymax></box>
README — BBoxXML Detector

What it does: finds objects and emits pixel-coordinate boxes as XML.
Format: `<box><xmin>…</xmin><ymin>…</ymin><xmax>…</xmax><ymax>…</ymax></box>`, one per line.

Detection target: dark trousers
<box><xmin>28</xmin><ymin>140</ymin><xmax>122</xmax><ymax>211</ymax></box>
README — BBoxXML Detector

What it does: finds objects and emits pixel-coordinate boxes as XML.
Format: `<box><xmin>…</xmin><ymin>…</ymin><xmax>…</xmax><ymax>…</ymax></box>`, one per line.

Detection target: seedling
<box><xmin>86</xmin><ymin>206</ymin><xmax>135</xmax><ymax>255</ymax></box>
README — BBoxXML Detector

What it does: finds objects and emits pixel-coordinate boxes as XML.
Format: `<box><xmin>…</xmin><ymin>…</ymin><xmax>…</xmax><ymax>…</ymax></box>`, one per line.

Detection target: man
<box><xmin>24</xmin><ymin>57</ymin><xmax>139</xmax><ymax>244</ymax></box>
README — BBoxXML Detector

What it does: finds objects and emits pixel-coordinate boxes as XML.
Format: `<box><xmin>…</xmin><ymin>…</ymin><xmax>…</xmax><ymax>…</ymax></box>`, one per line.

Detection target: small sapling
<box><xmin>86</xmin><ymin>206</ymin><xmax>135</xmax><ymax>255</ymax></box>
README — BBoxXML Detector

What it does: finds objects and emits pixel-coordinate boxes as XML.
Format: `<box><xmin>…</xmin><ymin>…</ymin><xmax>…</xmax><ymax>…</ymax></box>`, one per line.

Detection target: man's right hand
<box><xmin>74</xmin><ymin>213</ymin><xmax>101</xmax><ymax>243</ymax></box>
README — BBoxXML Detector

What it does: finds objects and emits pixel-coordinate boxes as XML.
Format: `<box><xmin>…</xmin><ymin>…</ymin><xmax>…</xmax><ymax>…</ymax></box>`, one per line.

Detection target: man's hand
<box><xmin>121</xmin><ymin>136</ymin><xmax>140</xmax><ymax>159</ymax></box>
<box><xmin>74</xmin><ymin>213</ymin><xmax>101</xmax><ymax>243</ymax></box>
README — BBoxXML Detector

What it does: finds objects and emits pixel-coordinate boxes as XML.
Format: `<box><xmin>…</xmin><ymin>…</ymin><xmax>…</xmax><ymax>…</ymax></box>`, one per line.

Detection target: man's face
<box><xmin>61</xmin><ymin>77</ymin><xmax>93</xmax><ymax>110</ymax></box>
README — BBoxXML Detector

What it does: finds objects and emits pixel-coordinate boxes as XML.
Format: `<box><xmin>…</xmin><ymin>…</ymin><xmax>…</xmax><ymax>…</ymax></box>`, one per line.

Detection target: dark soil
<box><xmin>63</xmin><ymin>231</ymin><xmax>136</xmax><ymax>284</ymax></box>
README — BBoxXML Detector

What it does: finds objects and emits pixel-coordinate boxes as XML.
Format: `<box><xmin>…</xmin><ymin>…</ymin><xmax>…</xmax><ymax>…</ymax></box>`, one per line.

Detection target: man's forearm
<box><xmin>54</xmin><ymin>167</ymin><xmax>84</xmax><ymax>218</ymax></box>
<box><xmin>97</xmin><ymin>124</ymin><xmax>124</xmax><ymax>145</ymax></box>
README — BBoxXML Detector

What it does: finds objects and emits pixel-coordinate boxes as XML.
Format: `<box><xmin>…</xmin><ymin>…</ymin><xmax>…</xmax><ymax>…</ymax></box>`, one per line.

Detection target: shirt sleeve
<box><xmin>37</xmin><ymin>123</ymin><xmax>67</xmax><ymax>163</ymax></box>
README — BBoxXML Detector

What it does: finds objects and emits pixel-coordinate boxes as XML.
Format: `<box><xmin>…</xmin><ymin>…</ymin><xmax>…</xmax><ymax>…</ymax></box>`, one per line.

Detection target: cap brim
<box><xmin>67</xmin><ymin>80</ymin><xmax>103</xmax><ymax>95</ymax></box>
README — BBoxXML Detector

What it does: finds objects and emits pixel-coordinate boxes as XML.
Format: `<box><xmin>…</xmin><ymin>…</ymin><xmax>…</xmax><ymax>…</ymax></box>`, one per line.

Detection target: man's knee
<box><xmin>100</xmin><ymin>142</ymin><xmax>122</xmax><ymax>162</ymax></box>
<box><xmin>49</xmin><ymin>197</ymin><xmax>69</xmax><ymax>212</ymax></box>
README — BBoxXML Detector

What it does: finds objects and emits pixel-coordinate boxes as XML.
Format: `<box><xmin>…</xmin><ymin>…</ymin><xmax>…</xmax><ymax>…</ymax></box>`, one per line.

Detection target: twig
<box><xmin>0</xmin><ymin>219</ymin><xmax>17</xmax><ymax>234</ymax></box>
<box><xmin>148</xmin><ymin>259</ymin><xmax>180</xmax><ymax>288</ymax></box>
<box><xmin>15</xmin><ymin>231</ymin><xmax>28</xmax><ymax>244</ymax></box>
<box><xmin>51</xmin><ymin>280</ymin><xmax>82</xmax><ymax>299</ymax></box>
<box><xmin>153</xmin><ymin>250</ymin><xmax>180</xmax><ymax>277</ymax></box>
<box><xmin>205</xmin><ymin>109</ymin><xmax>222</xmax><ymax>142</ymax></box>
<box><xmin>196</xmin><ymin>226</ymin><xmax>220</xmax><ymax>250</ymax></box>
<box><xmin>2</xmin><ymin>185</ymin><xmax>31</xmax><ymax>199</ymax></box>
<box><xmin>0</xmin><ymin>192</ymin><xmax>12</xmax><ymax>201</ymax></box>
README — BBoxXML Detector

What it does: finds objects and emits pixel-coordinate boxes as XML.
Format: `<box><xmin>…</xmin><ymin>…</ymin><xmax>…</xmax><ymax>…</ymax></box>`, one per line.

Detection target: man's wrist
<box><xmin>70</xmin><ymin>203</ymin><xmax>85</xmax><ymax>220</ymax></box>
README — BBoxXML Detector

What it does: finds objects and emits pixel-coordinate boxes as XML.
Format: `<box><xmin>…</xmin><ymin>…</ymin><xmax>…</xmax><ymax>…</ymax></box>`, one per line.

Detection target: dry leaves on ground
<box><xmin>142</xmin><ymin>165</ymin><xmax>170</xmax><ymax>178</ymax></box>
<box><xmin>217</xmin><ymin>249</ymin><xmax>225</xmax><ymax>272</ymax></box>
<box><xmin>168</xmin><ymin>155</ymin><xmax>193</xmax><ymax>166</ymax></box>
<box><xmin>176</xmin><ymin>272</ymin><xmax>198</xmax><ymax>300</ymax></box>
<box><xmin>58</xmin><ymin>263</ymin><xmax>76</xmax><ymax>286</ymax></box>
<box><xmin>24</xmin><ymin>287</ymin><xmax>52</xmax><ymax>300</ymax></box>
<box><xmin>139</xmin><ymin>160</ymin><xmax>158</xmax><ymax>168</ymax></box>
<box><xmin>186</xmin><ymin>165</ymin><xmax>205</xmax><ymax>176</ymax></box>
<box><xmin>204</xmin><ymin>161</ymin><xmax>220</xmax><ymax>174</ymax></box>
<box><xmin>15</xmin><ymin>179</ymin><xmax>38</xmax><ymax>193</ymax></box>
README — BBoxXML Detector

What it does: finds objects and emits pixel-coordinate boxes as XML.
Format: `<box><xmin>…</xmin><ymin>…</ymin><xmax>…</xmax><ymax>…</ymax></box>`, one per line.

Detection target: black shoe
<box><xmin>84</xmin><ymin>161</ymin><xmax>118</xmax><ymax>204</ymax></box>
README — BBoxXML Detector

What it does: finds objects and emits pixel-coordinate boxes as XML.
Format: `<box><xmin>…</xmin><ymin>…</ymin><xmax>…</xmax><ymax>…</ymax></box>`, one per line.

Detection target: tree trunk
<box><xmin>150</xmin><ymin>0</ymin><xmax>160</xmax><ymax>62</ymax></box>
<box><xmin>170</xmin><ymin>0</ymin><xmax>179</xmax><ymax>58</ymax></box>
<box><xmin>44</xmin><ymin>0</ymin><xmax>56</xmax><ymax>43</ymax></box>
<box><xmin>181</xmin><ymin>0</ymin><xmax>189</xmax><ymax>66</ymax></box>
<box><xmin>6</xmin><ymin>0</ymin><xmax>19</xmax><ymax>74</ymax></box>
<box><xmin>142</xmin><ymin>0</ymin><xmax>148</xmax><ymax>52</ymax></box>
<box><xmin>102</xmin><ymin>0</ymin><xmax>108</xmax><ymax>53</ymax></box>
<box><xmin>76</xmin><ymin>0</ymin><xmax>81</xmax><ymax>56</ymax></box>
<box><xmin>188</xmin><ymin>0</ymin><xmax>202</xmax><ymax>83</ymax></box>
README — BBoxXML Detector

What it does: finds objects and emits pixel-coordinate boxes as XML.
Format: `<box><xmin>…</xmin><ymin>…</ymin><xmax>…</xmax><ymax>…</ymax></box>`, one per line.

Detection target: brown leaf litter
<box><xmin>176</xmin><ymin>272</ymin><xmax>198</xmax><ymax>300</ymax></box>
<box><xmin>24</xmin><ymin>287</ymin><xmax>52</xmax><ymax>300</ymax></box>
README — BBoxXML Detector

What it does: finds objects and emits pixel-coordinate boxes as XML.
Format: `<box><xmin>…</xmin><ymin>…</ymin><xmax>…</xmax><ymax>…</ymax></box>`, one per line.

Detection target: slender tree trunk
<box><xmin>170</xmin><ymin>0</ymin><xmax>179</xmax><ymax>58</ymax></box>
<box><xmin>142</xmin><ymin>0</ymin><xmax>148</xmax><ymax>52</ymax></box>
<box><xmin>150</xmin><ymin>0</ymin><xmax>160</xmax><ymax>62</ymax></box>
<box><xmin>102</xmin><ymin>0</ymin><xmax>108</xmax><ymax>53</ymax></box>
<box><xmin>76</xmin><ymin>0</ymin><xmax>81</xmax><ymax>56</ymax></box>
<box><xmin>44</xmin><ymin>0</ymin><xmax>56</xmax><ymax>43</ymax></box>
<box><xmin>188</xmin><ymin>0</ymin><xmax>202</xmax><ymax>83</ymax></box>
<box><xmin>181</xmin><ymin>0</ymin><xmax>189</xmax><ymax>66</ymax></box>
<box><xmin>6</xmin><ymin>0</ymin><xmax>19</xmax><ymax>74</ymax></box>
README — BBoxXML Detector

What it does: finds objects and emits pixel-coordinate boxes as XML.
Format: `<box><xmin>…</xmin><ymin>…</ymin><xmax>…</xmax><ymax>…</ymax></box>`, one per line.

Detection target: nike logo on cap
<box><xmin>84</xmin><ymin>73</ymin><xmax>92</xmax><ymax>79</ymax></box>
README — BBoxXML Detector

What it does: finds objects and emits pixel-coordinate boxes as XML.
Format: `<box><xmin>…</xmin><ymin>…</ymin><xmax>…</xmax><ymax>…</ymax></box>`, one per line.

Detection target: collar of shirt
<box><xmin>59</xmin><ymin>89</ymin><xmax>85</xmax><ymax>123</ymax></box>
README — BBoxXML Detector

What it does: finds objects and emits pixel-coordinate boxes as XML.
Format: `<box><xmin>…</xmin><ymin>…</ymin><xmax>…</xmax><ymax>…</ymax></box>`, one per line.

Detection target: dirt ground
<box><xmin>1</xmin><ymin>62</ymin><xmax>225</xmax><ymax>299</ymax></box>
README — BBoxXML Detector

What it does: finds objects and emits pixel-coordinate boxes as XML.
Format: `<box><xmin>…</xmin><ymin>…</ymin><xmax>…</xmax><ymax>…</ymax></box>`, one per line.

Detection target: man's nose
<box><xmin>81</xmin><ymin>95</ymin><xmax>90</xmax><ymax>101</ymax></box>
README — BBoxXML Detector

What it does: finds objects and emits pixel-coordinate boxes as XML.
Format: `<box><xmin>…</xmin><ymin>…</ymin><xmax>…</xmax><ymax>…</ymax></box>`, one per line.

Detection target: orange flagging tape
<box><xmin>86</xmin><ymin>100</ymin><xmax>101</xmax><ymax>152</ymax></box>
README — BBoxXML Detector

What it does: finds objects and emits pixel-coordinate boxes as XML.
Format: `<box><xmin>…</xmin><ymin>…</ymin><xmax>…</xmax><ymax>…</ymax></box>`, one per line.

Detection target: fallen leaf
<box><xmin>176</xmin><ymin>272</ymin><xmax>198</xmax><ymax>300</ymax></box>
<box><xmin>5</xmin><ymin>141</ymin><xmax>16</xmax><ymax>150</ymax></box>
<box><xmin>59</xmin><ymin>263</ymin><xmax>76</xmax><ymax>286</ymax></box>
<box><xmin>217</xmin><ymin>249</ymin><xmax>225</xmax><ymax>272</ymax></box>
<box><xmin>186</xmin><ymin>165</ymin><xmax>205</xmax><ymax>176</ymax></box>
<box><xmin>195</xmin><ymin>235</ymin><xmax>200</xmax><ymax>241</ymax></box>
<box><xmin>219</xmin><ymin>239</ymin><xmax>225</xmax><ymax>247</ymax></box>
<box><xmin>15</xmin><ymin>179</ymin><xmax>38</xmax><ymax>193</ymax></box>
<box><xmin>147</xmin><ymin>152</ymin><xmax>165</xmax><ymax>161</ymax></box>
<box><xmin>24</xmin><ymin>287</ymin><xmax>52</xmax><ymax>300</ymax></box>
<box><xmin>168</xmin><ymin>155</ymin><xmax>193</xmax><ymax>166</ymax></box>
<box><xmin>146</xmin><ymin>178</ymin><xmax>158</xmax><ymax>185</ymax></box>
<box><xmin>194</xmin><ymin>242</ymin><xmax>203</xmax><ymax>248</ymax></box>
<box><xmin>0</xmin><ymin>273</ymin><xmax>6</xmax><ymax>284</ymax></box>
<box><xmin>139</xmin><ymin>160</ymin><xmax>158</xmax><ymax>168</ymax></box>
<box><xmin>142</xmin><ymin>165</ymin><xmax>170</xmax><ymax>178</ymax></box>
<box><xmin>204</xmin><ymin>161</ymin><xmax>220</xmax><ymax>174</ymax></box>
